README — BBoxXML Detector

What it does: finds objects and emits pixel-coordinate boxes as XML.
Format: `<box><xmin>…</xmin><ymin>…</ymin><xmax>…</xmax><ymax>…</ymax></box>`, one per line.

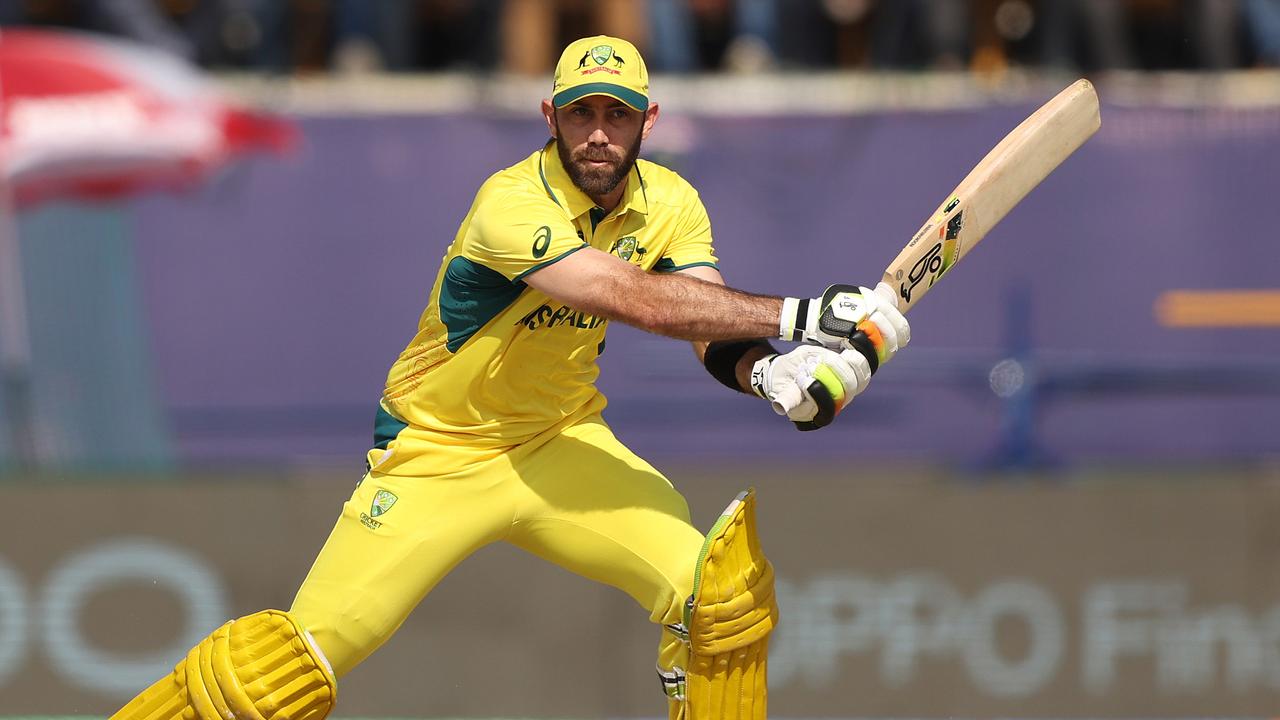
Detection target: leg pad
<box><xmin>673</xmin><ymin>489</ymin><xmax>778</xmax><ymax>720</ymax></box>
<box><xmin>111</xmin><ymin>609</ymin><xmax>337</xmax><ymax>720</ymax></box>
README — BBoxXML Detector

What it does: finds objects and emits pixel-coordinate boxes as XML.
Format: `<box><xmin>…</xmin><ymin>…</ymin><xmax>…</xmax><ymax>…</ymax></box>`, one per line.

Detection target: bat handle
<box><xmin>873</xmin><ymin>281</ymin><xmax>899</xmax><ymax>309</ymax></box>
<box><xmin>772</xmin><ymin>385</ymin><xmax>804</xmax><ymax>415</ymax></box>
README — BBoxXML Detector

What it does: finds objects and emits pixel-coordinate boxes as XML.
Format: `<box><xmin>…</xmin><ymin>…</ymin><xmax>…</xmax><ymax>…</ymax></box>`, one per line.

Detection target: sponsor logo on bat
<box><xmin>941</xmin><ymin>209</ymin><xmax>965</xmax><ymax>273</ymax></box>
<box><xmin>909</xmin><ymin>197</ymin><xmax>960</xmax><ymax>249</ymax></box>
<box><xmin>900</xmin><ymin>242</ymin><xmax>943</xmax><ymax>303</ymax></box>
<box><xmin>900</xmin><ymin>208</ymin><xmax>966</xmax><ymax>303</ymax></box>
<box><xmin>908</xmin><ymin>223</ymin><xmax>933</xmax><ymax>248</ymax></box>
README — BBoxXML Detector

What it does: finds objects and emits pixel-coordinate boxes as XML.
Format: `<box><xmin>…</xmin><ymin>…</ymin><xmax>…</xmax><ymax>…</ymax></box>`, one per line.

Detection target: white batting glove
<box><xmin>750</xmin><ymin>345</ymin><xmax>872</xmax><ymax>431</ymax></box>
<box><xmin>779</xmin><ymin>282</ymin><xmax>911</xmax><ymax>374</ymax></box>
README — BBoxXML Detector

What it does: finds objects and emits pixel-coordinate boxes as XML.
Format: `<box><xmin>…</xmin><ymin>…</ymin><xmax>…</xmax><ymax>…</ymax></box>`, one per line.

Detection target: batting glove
<box><xmin>750</xmin><ymin>345</ymin><xmax>872</xmax><ymax>431</ymax></box>
<box><xmin>779</xmin><ymin>282</ymin><xmax>910</xmax><ymax>374</ymax></box>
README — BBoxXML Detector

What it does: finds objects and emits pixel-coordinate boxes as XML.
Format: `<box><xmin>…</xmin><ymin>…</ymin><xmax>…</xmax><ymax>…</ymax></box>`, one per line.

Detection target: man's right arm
<box><xmin>523</xmin><ymin>245</ymin><xmax>784</xmax><ymax>341</ymax></box>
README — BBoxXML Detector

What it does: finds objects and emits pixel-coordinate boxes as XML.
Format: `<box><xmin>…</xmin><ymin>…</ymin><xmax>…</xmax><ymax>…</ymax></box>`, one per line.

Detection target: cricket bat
<box><xmin>883</xmin><ymin>78</ymin><xmax>1101</xmax><ymax>313</ymax></box>
<box><xmin>776</xmin><ymin>80</ymin><xmax>1099</xmax><ymax>416</ymax></box>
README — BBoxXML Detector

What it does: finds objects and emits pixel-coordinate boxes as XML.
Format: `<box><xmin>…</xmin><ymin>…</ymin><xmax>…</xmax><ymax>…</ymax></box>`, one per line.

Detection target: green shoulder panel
<box><xmin>372</xmin><ymin>404</ymin><xmax>408</xmax><ymax>450</ymax></box>
<box><xmin>439</xmin><ymin>256</ymin><xmax>527</xmax><ymax>352</ymax></box>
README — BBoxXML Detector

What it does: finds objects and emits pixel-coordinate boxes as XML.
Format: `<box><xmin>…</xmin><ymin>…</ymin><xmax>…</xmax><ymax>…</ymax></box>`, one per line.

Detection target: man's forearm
<box><xmin>602</xmin><ymin>268</ymin><xmax>783</xmax><ymax>341</ymax></box>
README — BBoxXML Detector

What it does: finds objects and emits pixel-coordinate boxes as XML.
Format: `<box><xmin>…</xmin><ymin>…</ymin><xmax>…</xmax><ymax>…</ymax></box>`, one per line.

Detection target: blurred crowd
<box><xmin>2</xmin><ymin>0</ymin><xmax>1280</xmax><ymax>73</ymax></box>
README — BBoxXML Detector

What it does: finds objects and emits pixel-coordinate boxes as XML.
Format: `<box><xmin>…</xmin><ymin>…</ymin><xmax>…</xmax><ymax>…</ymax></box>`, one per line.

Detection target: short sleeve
<box><xmin>653</xmin><ymin>191</ymin><xmax>719</xmax><ymax>273</ymax></box>
<box><xmin>464</xmin><ymin>192</ymin><xmax>587</xmax><ymax>281</ymax></box>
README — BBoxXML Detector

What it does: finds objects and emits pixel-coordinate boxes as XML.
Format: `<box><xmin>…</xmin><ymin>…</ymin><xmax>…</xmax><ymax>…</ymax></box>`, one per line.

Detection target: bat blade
<box><xmin>884</xmin><ymin>79</ymin><xmax>1101</xmax><ymax>313</ymax></box>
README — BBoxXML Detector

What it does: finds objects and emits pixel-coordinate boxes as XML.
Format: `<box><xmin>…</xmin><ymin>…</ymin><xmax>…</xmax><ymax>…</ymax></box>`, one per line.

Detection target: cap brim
<box><xmin>553</xmin><ymin>83</ymin><xmax>648</xmax><ymax>112</ymax></box>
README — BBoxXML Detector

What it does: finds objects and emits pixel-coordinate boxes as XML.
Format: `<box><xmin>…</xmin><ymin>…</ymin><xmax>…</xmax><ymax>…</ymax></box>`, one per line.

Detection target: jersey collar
<box><xmin>539</xmin><ymin>141</ymin><xmax>649</xmax><ymax>222</ymax></box>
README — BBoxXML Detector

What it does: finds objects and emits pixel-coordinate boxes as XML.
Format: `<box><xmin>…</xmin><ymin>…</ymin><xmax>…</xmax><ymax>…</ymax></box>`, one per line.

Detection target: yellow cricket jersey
<box><xmin>373</xmin><ymin>141</ymin><xmax>718</xmax><ymax>471</ymax></box>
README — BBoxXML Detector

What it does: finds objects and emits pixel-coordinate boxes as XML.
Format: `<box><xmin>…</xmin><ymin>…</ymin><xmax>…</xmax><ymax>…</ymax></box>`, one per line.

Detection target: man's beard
<box><xmin>555</xmin><ymin>130</ymin><xmax>642</xmax><ymax>199</ymax></box>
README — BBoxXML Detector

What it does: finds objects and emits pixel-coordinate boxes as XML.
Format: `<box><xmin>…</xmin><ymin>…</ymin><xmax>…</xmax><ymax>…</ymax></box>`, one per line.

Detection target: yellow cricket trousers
<box><xmin>289</xmin><ymin>413</ymin><xmax>703</xmax><ymax>692</ymax></box>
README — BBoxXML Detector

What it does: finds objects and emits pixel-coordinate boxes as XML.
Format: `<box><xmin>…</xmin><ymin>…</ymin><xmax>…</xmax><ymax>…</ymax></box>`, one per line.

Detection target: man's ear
<box><xmin>541</xmin><ymin>99</ymin><xmax>558</xmax><ymax>138</ymax></box>
<box><xmin>641</xmin><ymin>102</ymin><xmax>660</xmax><ymax>141</ymax></box>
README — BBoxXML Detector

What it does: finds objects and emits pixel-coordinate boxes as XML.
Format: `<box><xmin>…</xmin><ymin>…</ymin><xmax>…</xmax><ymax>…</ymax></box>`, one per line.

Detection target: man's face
<box><xmin>545</xmin><ymin>95</ymin><xmax>657</xmax><ymax>198</ymax></box>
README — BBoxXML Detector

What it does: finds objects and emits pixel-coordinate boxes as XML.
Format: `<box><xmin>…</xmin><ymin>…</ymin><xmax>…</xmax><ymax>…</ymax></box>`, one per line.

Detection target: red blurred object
<box><xmin>0</xmin><ymin>27</ymin><xmax>295</xmax><ymax>208</ymax></box>
<box><xmin>0</xmin><ymin>28</ymin><xmax>295</xmax><ymax>468</ymax></box>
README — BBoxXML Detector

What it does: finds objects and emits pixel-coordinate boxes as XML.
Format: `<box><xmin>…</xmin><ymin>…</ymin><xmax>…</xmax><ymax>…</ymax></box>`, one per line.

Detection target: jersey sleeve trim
<box><xmin>512</xmin><ymin>242</ymin><xmax>589</xmax><ymax>282</ymax></box>
<box><xmin>653</xmin><ymin>259</ymin><xmax>720</xmax><ymax>273</ymax></box>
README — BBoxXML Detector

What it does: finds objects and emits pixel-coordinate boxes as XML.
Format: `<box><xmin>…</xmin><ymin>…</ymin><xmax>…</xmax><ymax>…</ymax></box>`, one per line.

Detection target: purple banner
<box><xmin>132</xmin><ymin>105</ymin><xmax>1280</xmax><ymax>466</ymax></box>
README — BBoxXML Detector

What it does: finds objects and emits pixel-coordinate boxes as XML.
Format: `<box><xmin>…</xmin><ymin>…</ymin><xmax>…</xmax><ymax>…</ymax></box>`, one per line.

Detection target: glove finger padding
<box><xmin>839</xmin><ymin>347</ymin><xmax>874</xmax><ymax>387</ymax></box>
<box><xmin>792</xmin><ymin>377</ymin><xmax>836</xmax><ymax>431</ymax></box>
<box><xmin>790</xmin><ymin>349</ymin><xmax>870</xmax><ymax>431</ymax></box>
<box><xmin>873</xmin><ymin>281</ymin><xmax>912</xmax><ymax>349</ymax></box>
<box><xmin>755</xmin><ymin>346</ymin><xmax>871</xmax><ymax>429</ymax></box>
<box><xmin>846</xmin><ymin>285</ymin><xmax>910</xmax><ymax>371</ymax></box>
<box><xmin>845</xmin><ymin>324</ymin><xmax>881</xmax><ymax>376</ymax></box>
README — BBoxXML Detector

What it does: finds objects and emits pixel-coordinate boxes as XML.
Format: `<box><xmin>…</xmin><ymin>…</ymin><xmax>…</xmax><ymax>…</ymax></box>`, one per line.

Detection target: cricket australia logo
<box><xmin>371</xmin><ymin>489</ymin><xmax>398</xmax><ymax>517</ymax></box>
<box><xmin>578</xmin><ymin>45</ymin><xmax>626</xmax><ymax>72</ymax></box>
<box><xmin>613</xmin><ymin>235</ymin><xmax>637</xmax><ymax>261</ymax></box>
<box><xmin>592</xmin><ymin>45</ymin><xmax>615</xmax><ymax>65</ymax></box>
<box><xmin>360</xmin><ymin>488</ymin><xmax>399</xmax><ymax>530</ymax></box>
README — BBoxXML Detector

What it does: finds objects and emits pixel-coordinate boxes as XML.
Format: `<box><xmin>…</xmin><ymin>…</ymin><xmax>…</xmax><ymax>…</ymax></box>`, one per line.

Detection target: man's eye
<box><xmin>611</xmin><ymin>110</ymin><xmax>629</xmax><ymax>120</ymax></box>
<box><xmin>572</xmin><ymin>107</ymin><xmax>591</xmax><ymax>116</ymax></box>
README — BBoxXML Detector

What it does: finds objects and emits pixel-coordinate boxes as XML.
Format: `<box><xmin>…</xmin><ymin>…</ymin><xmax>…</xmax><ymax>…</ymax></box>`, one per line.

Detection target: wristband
<box><xmin>703</xmin><ymin>339</ymin><xmax>778</xmax><ymax>394</ymax></box>
<box><xmin>748</xmin><ymin>355</ymin><xmax>775</xmax><ymax>400</ymax></box>
<box><xmin>779</xmin><ymin>297</ymin><xmax>807</xmax><ymax>342</ymax></box>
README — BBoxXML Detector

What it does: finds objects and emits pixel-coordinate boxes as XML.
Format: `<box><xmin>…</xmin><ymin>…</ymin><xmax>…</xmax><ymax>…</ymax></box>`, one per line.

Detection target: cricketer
<box><xmin>111</xmin><ymin>35</ymin><xmax>910</xmax><ymax>720</ymax></box>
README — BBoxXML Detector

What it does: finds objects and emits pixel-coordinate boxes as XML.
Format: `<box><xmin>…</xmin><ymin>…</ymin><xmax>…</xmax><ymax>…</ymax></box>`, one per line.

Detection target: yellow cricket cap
<box><xmin>552</xmin><ymin>36</ymin><xmax>649</xmax><ymax>112</ymax></box>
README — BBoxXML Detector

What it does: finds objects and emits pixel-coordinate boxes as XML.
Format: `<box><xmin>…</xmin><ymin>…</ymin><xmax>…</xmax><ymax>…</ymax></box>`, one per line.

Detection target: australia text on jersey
<box><xmin>516</xmin><ymin>303</ymin><xmax>608</xmax><ymax>331</ymax></box>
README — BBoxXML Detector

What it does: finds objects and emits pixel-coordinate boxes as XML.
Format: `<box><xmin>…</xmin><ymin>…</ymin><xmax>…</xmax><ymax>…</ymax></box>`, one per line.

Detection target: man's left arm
<box><xmin>680</xmin><ymin>266</ymin><xmax>767</xmax><ymax>382</ymax></box>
